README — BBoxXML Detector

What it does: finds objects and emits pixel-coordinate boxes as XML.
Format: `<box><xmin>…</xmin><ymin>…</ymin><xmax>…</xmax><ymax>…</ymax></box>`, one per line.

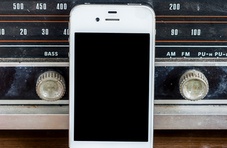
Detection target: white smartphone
<box><xmin>69</xmin><ymin>4</ymin><xmax>155</xmax><ymax>148</ymax></box>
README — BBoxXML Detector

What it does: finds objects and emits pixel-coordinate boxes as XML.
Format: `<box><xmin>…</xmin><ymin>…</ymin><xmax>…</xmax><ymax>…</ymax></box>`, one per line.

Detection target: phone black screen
<box><xmin>74</xmin><ymin>33</ymin><xmax>150</xmax><ymax>142</ymax></box>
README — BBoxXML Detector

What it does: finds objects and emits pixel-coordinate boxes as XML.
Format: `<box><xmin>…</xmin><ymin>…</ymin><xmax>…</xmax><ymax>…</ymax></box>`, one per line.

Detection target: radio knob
<box><xmin>179</xmin><ymin>70</ymin><xmax>209</xmax><ymax>101</ymax></box>
<box><xmin>36</xmin><ymin>71</ymin><xmax>66</xmax><ymax>101</ymax></box>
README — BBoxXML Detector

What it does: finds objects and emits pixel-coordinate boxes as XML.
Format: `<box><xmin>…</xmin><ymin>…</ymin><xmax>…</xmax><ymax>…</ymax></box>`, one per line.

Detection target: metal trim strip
<box><xmin>154</xmin><ymin>105</ymin><xmax>227</xmax><ymax>129</ymax></box>
<box><xmin>0</xmin><ymin>62</ymin><xmax>69</xmax><ymax>67</ymax></box>
<box><xmin>1</xmin><ymin>105</ymin><xmax>226</xmax><ymax>129</ymax></box>
<box><xmin>155</xmin><ymin>62</ymin><xmax>227</xmax><ymax>66</ymax></box>
<box><xmin>155</xmin><ymin>100</ymin><xmax>227</xmax><ymax>105</ymax></box>
<box><xmin>0</xmin><ymin>114</ymin><xmax>69</xmax><ymax>129</ymax></box>
<box><xmin>0</xmin><ymin>100</ymin><xmax>69</xmax><ymax>105</ymax></box>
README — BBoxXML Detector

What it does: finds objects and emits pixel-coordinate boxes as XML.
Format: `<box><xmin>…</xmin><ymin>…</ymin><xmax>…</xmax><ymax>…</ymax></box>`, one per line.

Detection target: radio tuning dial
<box><xmin>36</xmin><ymin>71</ymin><xmax>66</xmax><ymax>101</ymax></box>
<box><xmin>179</xmin><ymin>70</ymin><xmax>209</xmax><ymax>101</ymax></box>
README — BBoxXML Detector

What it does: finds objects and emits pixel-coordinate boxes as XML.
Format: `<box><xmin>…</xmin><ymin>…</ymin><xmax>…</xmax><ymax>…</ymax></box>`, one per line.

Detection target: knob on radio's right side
<box><xmin>179</xmin><ymin>70</ymin><xmax>209</xmax><ymax>101</ymax></box>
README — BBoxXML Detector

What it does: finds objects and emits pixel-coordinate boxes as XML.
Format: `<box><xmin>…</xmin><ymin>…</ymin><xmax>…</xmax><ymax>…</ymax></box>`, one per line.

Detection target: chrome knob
<box><xmin>36</xmin><ymin>71</ymin><xmax>66</xmax><ymax>101</ymax></box>
<box><xmin>179</xmin><ymin>70</ymin><xmax>209</xmax><ymax>101</ymax></box>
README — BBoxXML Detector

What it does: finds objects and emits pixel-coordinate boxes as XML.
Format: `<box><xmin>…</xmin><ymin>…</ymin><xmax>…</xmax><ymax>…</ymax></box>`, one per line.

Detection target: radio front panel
<box><xmin>154</xmin><ymin>0</ymin><xmax>227</xmax><ymax>129</ymax></box>
<box><xmin>0</xmin><ymin>0</ymin><xmax>227</xmax><ymax>129</ymax></box>
<box><xmin>155</xmin><ymin>0</ymin><xmax>227</xmax><ymax>104</ymax></box>
<box><xmin>0</xmin><ymin>0</ymin><xmax>71</xmax><ymax>129</ymax></box>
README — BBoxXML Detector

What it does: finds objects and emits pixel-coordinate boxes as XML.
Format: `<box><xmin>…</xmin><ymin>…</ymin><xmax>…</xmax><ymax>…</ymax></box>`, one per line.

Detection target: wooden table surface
<box><xmin>1</xmin><ymin>130</ymin><xmax>227</xmax><ymax>148</ymax></box>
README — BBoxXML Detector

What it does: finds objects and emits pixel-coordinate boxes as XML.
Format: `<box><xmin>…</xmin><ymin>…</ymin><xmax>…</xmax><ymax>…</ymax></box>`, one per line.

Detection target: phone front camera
<box><xmin>96</xmin><ymin>17</ymin><xmax>100</xmax><ymax>22</ymax></box>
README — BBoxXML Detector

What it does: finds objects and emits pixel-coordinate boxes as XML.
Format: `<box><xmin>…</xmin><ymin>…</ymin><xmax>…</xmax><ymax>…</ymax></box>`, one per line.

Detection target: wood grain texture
<box><xmin>154</xmin><ymin>130</ymin><xmax>227</xmax><ymax>148</ymax></box>
<box><xmin>1</xmin><ymin>130</ymin><xmax>227</xmax><ymax>148</ymax></box>
<box><xmin>0</xmin><ymin>130</ymin><xmax>68</xmax><ymax>148</ymax></box>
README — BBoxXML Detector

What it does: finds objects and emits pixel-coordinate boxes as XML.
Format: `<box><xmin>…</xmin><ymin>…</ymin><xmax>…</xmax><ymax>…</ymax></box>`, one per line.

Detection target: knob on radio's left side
<box><xmin>36</xmin><ymin>71</ymin><xmax>66</xmax><ymax>101</ymax></box>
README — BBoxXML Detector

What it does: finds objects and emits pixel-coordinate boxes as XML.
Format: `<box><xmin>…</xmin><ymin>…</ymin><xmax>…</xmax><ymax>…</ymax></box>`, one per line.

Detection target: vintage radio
<box><xmin>154</xmin><ymin>0</ymin><xmax>227</xmax><ymax>129</ymax></box>
<box><xmin>1</xmin><ymin>0</ymin><xmax>227</xmax><ymax>129</ymax></box>
<box><xmin>0</xmin><ymin>0</ymin><xmax>70</xmax><ymax>129</ymax></box>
